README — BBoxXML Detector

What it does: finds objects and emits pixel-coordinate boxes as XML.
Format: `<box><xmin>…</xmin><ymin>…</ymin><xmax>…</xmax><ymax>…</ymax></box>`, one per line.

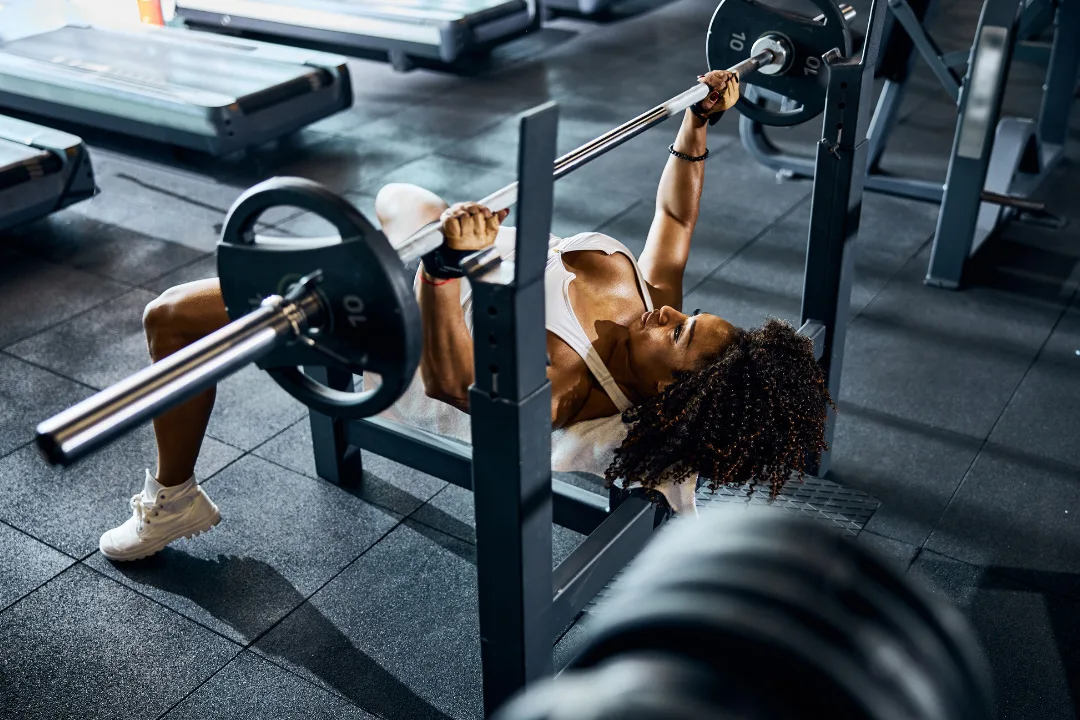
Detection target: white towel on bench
<box><xmin>367</xmin><ymin>370</ymin><xmax>698</xmax><ymax>515</ymax></box>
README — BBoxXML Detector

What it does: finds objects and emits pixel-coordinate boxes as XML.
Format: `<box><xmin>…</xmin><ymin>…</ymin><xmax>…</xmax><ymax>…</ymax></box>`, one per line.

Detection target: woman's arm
<box><xmin>417</xmin><ymin>203</ymin><xmax>507</xmax><ymax>412</ymax></box>
<box><xmin>637</xmin><ymin>70</ymin><xmax>740</xmax><ymax>310</ymax></box>
<box><xmin>417</xmin><ymin>271</ymin><xmax>474</xmax><ymax>411</ymax></box>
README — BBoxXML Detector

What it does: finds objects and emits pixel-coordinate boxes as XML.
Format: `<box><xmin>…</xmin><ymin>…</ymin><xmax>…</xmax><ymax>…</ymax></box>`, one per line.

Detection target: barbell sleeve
<box><xmin>35</xmin><ymin>290</ymin><xmax>322</xmax><ymax>467</ymax></box>
<box><xmin>394</xmin><ymin>50</ymin><xmax>777</xmax><ymax>267</ymax></box>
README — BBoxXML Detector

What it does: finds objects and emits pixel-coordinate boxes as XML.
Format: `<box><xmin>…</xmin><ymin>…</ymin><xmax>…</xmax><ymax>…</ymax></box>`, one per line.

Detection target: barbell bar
<box><xmin>393</xmin><ymin>3</ymin><xmax>856</xmax><ymax>269</ymax></box>
<box><xmin>35</xmin><ymin>1</ymin><xmax>859</xmax><ymax>467</ymax></box>
<box><xmin>36</xmin><ymin>275</ymin><xmax>325</xmax><ymax>466</ymax></box>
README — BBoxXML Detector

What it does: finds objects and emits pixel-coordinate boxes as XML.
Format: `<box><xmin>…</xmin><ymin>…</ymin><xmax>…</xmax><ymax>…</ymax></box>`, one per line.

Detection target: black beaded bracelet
<box><xmin>668</xmin><ymin>144</ymin><xmax>710</xmax><ymax>162</ymax></box>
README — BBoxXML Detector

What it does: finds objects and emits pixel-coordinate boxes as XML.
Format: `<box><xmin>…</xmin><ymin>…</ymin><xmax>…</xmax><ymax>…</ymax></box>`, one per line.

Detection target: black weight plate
<box><xmin>218</xmin><ymin>177</ymin><xmax>421</xmax><ymax>419</ymax></box>
<box><xmin>597</xmin><ymin>512</ymin><xmax>988</xmax><ymax>719</ymax></box>
<box><xmin>832</xmin><ymin>536</ymin><xmax>995</xmax><ymax>720</ymax></box>
<box><xmin>707</xmin><ymin>0</ymin><xmax>852</xmax><ymax>126</ymax></box>
<box><xmin>681</xmin><ymin>552</ymin><xmax>965</xmax><ymax>720</ymax></box>
<box><xmin>574</xmin><ymin>591</ymin><xmax>893</xmax><ymax>719</ymax></box>
<box><xmin>659</xmin><ymin>523</ymin><xmax>979</xmax><ymax>720</ymax></box>
<box><xmin>608</xmin><ymin>557</ymin><xmax>927</xmax><ymax>719</ymax></box>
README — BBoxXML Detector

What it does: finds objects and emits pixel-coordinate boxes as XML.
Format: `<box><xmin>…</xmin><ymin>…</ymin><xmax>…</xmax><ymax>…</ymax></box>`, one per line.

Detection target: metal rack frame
<box><xmin>305</xmin><ymin>0</ymin><xmax>888</xmax><ymax>709</ymax></box>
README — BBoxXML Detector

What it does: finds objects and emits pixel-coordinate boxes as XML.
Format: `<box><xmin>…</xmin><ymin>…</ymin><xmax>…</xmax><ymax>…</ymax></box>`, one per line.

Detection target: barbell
<box><xmin>36</xmin><ymin>0</ymin><xmax>860</xmax><ymax>466</ymax></box>
<box><xmin>494</xmin><ymin>508</ymin><xmax>993</xmax><ymax>720</ymax></box>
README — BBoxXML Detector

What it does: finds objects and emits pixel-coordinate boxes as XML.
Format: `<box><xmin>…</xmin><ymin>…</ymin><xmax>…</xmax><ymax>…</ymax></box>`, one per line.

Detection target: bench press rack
<box><xmin>308</xmin><ymin>1</ymin><xmax>889</xmax><ymax>712</ymax></box>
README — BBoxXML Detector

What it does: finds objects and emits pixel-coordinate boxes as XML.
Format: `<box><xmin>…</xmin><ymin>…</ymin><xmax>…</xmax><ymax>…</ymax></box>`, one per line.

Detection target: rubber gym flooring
<box><xmin>1</xmin><ymin>0</ymin><xmax>1078</xmax><ymax>718</ymax></box>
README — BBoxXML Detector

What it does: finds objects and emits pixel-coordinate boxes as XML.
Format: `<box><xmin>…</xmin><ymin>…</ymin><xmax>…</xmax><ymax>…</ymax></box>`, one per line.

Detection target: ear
<box><xmin>656</xmin><ymin>377</ymin><xmax>676</xmax><ymax>393</ymax></box>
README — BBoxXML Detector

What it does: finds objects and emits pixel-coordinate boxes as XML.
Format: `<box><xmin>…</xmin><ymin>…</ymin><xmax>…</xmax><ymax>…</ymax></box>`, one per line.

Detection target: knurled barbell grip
<box><xmin>35</xmin><ymin>288</ymin><xmax>323</xmax><ymax>467</ymax></box>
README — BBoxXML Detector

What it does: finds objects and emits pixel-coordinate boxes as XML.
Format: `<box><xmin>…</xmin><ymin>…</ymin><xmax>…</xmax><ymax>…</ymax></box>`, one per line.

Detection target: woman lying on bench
<box><xmin>100</xmin><ymin>69</ymin><xmax>832</xmax><ymax>561</ymax></box>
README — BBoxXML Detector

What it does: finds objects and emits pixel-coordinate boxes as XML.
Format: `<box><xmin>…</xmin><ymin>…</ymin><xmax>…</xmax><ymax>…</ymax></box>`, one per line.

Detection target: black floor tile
<box><xmin>855</xmin><ymin>530</ymin><xmax>920</xmax><ymax>574</ymax></box>
<box><xmin>550</xmin><ymin>177</ymin><xmax>643</xmax><ymax>240</ymax></box>
<box><xmin>69</xmin><ymin>170</ymin><xmax>231</xmax><ymax>254</ymax></box>
<box><xmin>839</xmin><ymin>249</ymin><xmax>1064</xmax><ymax>439</ymax></box>
<box><xmin>358</xmin><ymin>154</ymin><xmax>519</xmax><ymax>206</ymax></box>
<box><xmin>409</xmin><ymin>483</ymin><xmax>586</xmax><ymax>566</ymax></box>
<box><xmin>682</xmin><ymin>222</ymin><xmax>808</xmax><ymax>331</ymax></box>
<box><xmin>0</xmin><ymin>564</ymin><xmax>239</xmax><ymax>720</ymax></box>
<box><xmin>254</xmin><ymin>521</ymin><xmax>483</xmax><ymax>720</ymax></box>
<box><xmin>828</xmin><ymin>404</ymin><xmax>982</xmax><ymax>547</ymax></box>
<box><xmin>989</xmin><ymin>304</ymin><xmax>1080</xmax><ymax>468</ymax></box>
<box><xmin>907</xmin><ymin>552</ymin><xmax>1080</xmax><ymax>720</ymax></box>
<box><xmin>0</xmin><ymin>425</ymin><xmax>241</xmax><ymax>557</ymax></box>
<box><xmin>205</xmin><ymin>365</ymin><xmax>310</xmax><ymax>451</ymax></box>
<box><xmin>342</xmin><ymin>105</ymin><xmax>505</xmax><ymax>153</ymax></box>
<box><xmin>85</xmin><ymin>149</ymin><xmax>250</xmax><ymax>212</ymax></box>
<box><xmin>163</xmin><ymin>651</ymin><xmax>376</xmax><ymax>720</ymax></box>
<box><xmin>441</xmin><ymin>109</ymin><xmax>652</xmax><ymax>177</ymax></box>
<box><xmin>251</xmin><ymin>418</ymin><xmax>445</xmax><ymax>518</ymax></box>
<box><xmin>270</xmin><ymin>135</ymin><xmax>433</xmax><ymax>195</ymax></box>
<box><xmin>142</xmin><ymin>254</ymin><xmax>220</xmax><ymax>294</ymax></box>
<box><xmin>925</xmin><ymin>446</ymin><xmax>1080</xmax><ymax>601</ymax></box>
<box><xmin>346</xmin><ymin>59</ymin><xmax>469</xmax><ymax>108</ymax></box>
<box><xmin>603</xmin><ymin>191</ymin><xmax>801</xmax><ymax>297</ymax></box>
<box><xmin>0</xmin><ymin>353</ymin><xmax>93</xmax><ymax>457</ymax></box>
<box><xmin>86</xmin><ymin>455</ymin><xmax>401</xmax><ymax>645</ymax></box>
<box><xmin>306</xmin><ymin>98</ymin><xmax>409</xmax><ymax>138</ymax></box>
<box><xmin>0</xmin><ymin>522</ymin><xmax>73</xmax><ymax>612</ymax></box>
<box><xmin>6</xmin><ymin>289</ymin><xmax>157</xmax><ymax>390</ymax></box>
<box><xmin>5</xmin><ymin>212</ymin><xmax>206</xmax><ymax>287</ymax></box>
<box><xmin>683</xmin><ymin>187</ymin><xmax>940</xmax><ymax>331</ymax></box>
<box><xmin>0</xmin><ymin>254</ymin><xmax>130</xmax><ymax>349</ymax></box>
<box><xmin>558</xmin><ymin>128</ymin><xmax>736</xmax><ymax>202</ymax></box>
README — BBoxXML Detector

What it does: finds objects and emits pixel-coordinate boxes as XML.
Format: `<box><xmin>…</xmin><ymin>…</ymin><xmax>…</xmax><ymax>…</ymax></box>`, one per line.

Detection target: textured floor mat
<box><xmin>696</xmin><ymin>474</ymin><xmax>881</xmax><ymax>538</ymax></box>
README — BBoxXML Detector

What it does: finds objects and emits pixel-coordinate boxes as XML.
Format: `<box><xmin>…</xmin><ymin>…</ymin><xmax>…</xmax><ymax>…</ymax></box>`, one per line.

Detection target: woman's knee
<box><xmin>375</xmin><ymin>183</ymin><xmax>449</xmax><ymax>245</ymax></box>
<box><xmin>143</xmin><ymin>280</ymin><xmax>227</xmax><ymax>358</ymax></box>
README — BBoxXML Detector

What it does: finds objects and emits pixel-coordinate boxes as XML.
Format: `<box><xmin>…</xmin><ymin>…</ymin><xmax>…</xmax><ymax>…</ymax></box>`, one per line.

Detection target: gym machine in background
<box><xmin>36</xmin><ymin>0</ymin><xmax>886</xmax><ymax>713</ymax></box>
<box><xmin>174</xmin><ymin>0</ymin><xmax>541</xmax><ymax>72</ymax></box>
<box><xmin>0</xmin><ymin>114</ymin><xmax>96</xmax><ymax>233</ymax></box>
<box><xmin>0</xmin><ymin>0</ymin><xmax>352</xmax><ymax>155</ymax></box>
<box><xmin>926</xmin><ymin>0</ymin><xmax>1078</xmax><ymax>289</ymax></box>
<box><xmin>739</xmin><ymin>0</ymin><xmax>1079</xmax><ymax>289</ymax></box>
<box><xmin>495</xmin><ymin>507</ymin><xmax>993</xmax><ymax>720</ymax></box>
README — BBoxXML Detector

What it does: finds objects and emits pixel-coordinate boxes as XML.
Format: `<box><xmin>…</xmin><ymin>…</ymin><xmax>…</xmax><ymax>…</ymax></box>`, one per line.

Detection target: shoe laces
<box><xmin>129</xmin><ymin>492</ymin><xmax>165</xmax><ymax>534</ymax></box>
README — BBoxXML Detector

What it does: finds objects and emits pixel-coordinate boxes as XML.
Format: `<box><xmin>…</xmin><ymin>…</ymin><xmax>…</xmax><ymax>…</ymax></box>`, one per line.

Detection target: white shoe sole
<box><xmin>100</xmin><ymin>510</ymin><xmax>222</xmax><ymax>562</ymax></box>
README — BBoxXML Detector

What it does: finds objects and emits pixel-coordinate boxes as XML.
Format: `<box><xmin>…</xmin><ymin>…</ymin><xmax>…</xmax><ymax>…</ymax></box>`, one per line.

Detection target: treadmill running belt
<box><xmin>4</xmin><ymin>26</ymin><xmax>317</xmax><ymax>98</ymax></box>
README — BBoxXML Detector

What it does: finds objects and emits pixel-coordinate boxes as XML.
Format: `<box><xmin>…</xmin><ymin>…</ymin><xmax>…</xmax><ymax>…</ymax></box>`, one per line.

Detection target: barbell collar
<box><xmin>35</xmin><ymin>284</ymin><xmax>324</xmax><ymax>467</ymax></box>
<box><xmin>393</xmin><ymin>49</ymin><xmax>778</xmax><ymax>273</ymax></box>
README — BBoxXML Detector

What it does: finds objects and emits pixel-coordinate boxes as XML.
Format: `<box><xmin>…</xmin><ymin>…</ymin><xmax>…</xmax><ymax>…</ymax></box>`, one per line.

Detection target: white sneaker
<box><xmin>99</xmin><ymin>470</ymin><xmax>221</xmax><ymax>561</ymax></box>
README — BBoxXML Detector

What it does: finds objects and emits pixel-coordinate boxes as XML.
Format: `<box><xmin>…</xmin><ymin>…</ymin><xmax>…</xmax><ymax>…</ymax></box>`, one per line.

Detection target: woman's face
<box><xmin>628</xmin><ymin>306</ymin><xmax>736</xmax><ymax>392</ymax></box>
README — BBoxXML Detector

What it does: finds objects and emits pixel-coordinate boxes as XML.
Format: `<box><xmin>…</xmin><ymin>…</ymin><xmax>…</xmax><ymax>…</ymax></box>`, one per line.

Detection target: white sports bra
<box><xmin>459</xmin><ymin>227</ymin><xmax>655</xmax><ymax>413</ymax></box>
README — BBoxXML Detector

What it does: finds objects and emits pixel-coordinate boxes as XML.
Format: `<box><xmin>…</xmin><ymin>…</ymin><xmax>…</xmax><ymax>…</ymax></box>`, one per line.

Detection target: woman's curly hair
<box><xmin>605</xmin><ymin>318</ymin><xmax>834</xmax><ymax>498</ymax></box>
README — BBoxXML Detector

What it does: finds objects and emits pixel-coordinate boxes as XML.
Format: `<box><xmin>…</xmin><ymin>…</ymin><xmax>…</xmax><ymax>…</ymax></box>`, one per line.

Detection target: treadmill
<box><xmin>0</xmin><ymin>2</ymin><xmax>353</xmax><ymax>156</ymax></box>
<box><xmin>0</xmin><ymin>114</ymin><xmax>96</xmax><ymax>233</ymax></box>
<box><xmin>175</xmin><ymin>0</ymin><xmax>539</xmax><ymax>71</ymax></box>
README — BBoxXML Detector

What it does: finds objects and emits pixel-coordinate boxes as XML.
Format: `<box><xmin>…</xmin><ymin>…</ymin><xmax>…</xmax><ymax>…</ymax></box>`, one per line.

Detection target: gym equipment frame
<box><xmin>926</xmin><ymin>0</ymin><xmax>1079</xmax><ymax>288</ymax></box>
